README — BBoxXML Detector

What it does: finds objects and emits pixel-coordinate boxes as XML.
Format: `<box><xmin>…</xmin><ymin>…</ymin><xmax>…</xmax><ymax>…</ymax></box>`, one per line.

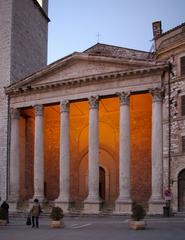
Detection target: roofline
<box><xmin>84</xmin><ymin>42</ymin><xmax>150</xmax><ymax>54</ymax></box>
<box><xmin>156</xmin><ymin>22</ymin><xmax>185</xmax><ymax>39</ymax></box>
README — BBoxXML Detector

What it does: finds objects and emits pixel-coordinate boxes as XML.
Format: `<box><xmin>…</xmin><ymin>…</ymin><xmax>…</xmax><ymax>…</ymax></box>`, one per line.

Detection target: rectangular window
<box><xmin>182</xmin><ymin>136</ymin><xmax>185</xmax><ymax>152</ymax></box>
<box><xmin>181</xmin><ymin>95</ymin><xmax>185</xmax><ymax>116</ymax></box>
<box><xmin>180</xmin><ymin>56</ymin><xmax>185</xmax><ymax>75</ymax></box>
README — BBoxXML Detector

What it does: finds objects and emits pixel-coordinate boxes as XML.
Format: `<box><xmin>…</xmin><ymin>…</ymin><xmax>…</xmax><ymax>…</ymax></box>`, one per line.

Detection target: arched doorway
<box><xmin>79</xmin><ymin>149</ymin><xmax>117</xmax><ymax>204</ymax></box>
<box><xmin>99</xmin><ymin>166</ymin><xmax>105</xmax><ymax>200</ymax></box>
<box><xmin>178</xmin><ymin>169</ymin><xmax>185</xmax><ymax>211</ymax></box>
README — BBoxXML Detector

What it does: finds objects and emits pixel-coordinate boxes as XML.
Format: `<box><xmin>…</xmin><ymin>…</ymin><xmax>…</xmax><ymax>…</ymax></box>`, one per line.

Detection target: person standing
<box><xmin>1</xmin><ymin>200</ymin><xmax>9</xmax><ymax>224</ymax></box>
<box><xmin>30</xmin><ymin>199</ymin><xmax>42</xmax><ymax>228</ymax></box>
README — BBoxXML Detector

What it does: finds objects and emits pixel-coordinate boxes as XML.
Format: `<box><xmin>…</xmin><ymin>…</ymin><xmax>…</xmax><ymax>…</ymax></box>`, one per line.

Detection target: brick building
<box><xmin>1</xmin><ymin>0</ymin><xmax>185</xmax><ymax>214</ymax></box>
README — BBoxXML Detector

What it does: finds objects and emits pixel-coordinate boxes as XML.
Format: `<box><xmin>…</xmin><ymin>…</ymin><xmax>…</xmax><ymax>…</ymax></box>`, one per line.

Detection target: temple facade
<box><xmin>1</xmin><ymin>0</ymin><xmax>185</xmax><ymax>214</ymax></box>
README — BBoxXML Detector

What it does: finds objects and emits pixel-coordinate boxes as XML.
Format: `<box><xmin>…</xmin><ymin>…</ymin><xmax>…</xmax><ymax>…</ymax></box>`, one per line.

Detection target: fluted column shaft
<box><xmin>58</xmin><ymin>100</ymin><xmax>70</xmax><ymax>202</ymax></box>
<box><xmin>150</xmin><ymin>88</ymin><xmax>163</xmax><ymax>201</ymax></box>
<box><xmin>86</xmin><ymin>96</ymin><xmax>99</xmax><ymax>201</ymax></box>
<box><xmin>117</xmin><ymin>92</ymin><xmax>131</xmax><ymax>201</ymax></box>
<box><xmin>9</xmin><ymin>108</ymin><xmax>20</xmax><ymax>201</ymax></box>
<box><xmin>33</xmin><ymin>105</ymin><xmax>44</xmax><ymax>201</ymax></box>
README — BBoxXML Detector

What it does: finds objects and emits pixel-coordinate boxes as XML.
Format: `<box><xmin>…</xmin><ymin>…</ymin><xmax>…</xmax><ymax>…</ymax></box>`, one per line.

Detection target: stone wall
<box><xmin>0</xmin><ymin>0</ymin><xmax>12</xmax><ymax>200</ymax></box>
<box><xmin>11</xmin><ymin>0</ymin><xmax>48</xmax><ymax>82</ymax></box>
<box><xmin>163</xmin><ymin>77</ymin><xmax>185</xmax><ymax>211</ymax></box>
<box><xmin>155</xmin><ymin>21</ymin><xmax>185</xmax><ymax>211</ymax></box>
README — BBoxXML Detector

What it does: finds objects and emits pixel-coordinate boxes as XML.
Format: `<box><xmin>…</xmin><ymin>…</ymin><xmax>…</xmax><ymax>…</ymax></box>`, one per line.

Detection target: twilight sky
<box><xmin>48</xmin><ymin>0</ymin><xmax>185</xmax><ymax>64</ymax></box>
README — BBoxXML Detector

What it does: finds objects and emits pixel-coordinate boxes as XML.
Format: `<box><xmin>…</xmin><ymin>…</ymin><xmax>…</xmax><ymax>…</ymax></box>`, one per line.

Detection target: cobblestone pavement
<box><xmin>1</xmin><ymin>216</ymin><xmax>185</xmax><ymax>240</ymax></box>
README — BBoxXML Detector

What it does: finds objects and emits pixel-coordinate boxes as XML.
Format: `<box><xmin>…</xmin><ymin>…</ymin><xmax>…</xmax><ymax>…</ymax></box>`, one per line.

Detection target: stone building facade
<box><xmin>154</xmin><ymin>22</ymin><xmax>185</xmax><ymax>212</ymax></box>
<box><xmin>1</xmin><ymin>1</ymin><xmax>185</xmax><ymax>214</ymax></box>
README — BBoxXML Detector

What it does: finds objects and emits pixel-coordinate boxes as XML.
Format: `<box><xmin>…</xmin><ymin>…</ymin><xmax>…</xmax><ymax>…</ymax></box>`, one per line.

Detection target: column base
<box><xmin>54</xmin><ymin>197</ymin><xmax>70</xmax><ymax>213</ymax></box>
<box><xmin>115</xmin><ymin>198</ymin><xmax>132</xmax><ymax>214</ymax></box>
<box><xmin>7</xmin><ymin>195</ymin><xmax>19</xmax><ymax>212</ymax></box>
<box><xmin>55</xmin><ymin>199</ymin><xmax>70</xmax><ymax>213</ymax></box>
<box><xmin>83</xmin><ymin>198</ymin><xmax>101</xmax><ymax>214</ymax></box>
<box><xmin>148</xmin><ymin>198</ymin><xmax>165</xmax><ymax>214</ymax></box>
<box><xmin>31</xmin><ymin>195</ymin><xmax>45</xmax><ymax>202</ymax></box>
<box><xmin>7</xmin><ymin>200</ymin><xmax>18</xmax><ymax>213</ymax></box>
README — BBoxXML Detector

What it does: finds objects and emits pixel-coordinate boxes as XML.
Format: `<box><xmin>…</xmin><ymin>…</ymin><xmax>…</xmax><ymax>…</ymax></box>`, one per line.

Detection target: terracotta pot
<box><xmin>50</xmin><ymin>220</ymin><xmax>64</xmax><ymax>228</ymax></box>
<box><xmin>0</xmin><ymin>219</ymin><xmax>7</xmax><ymax>226</ymax></box>
<box><xmin>130</xmin><ymin>220</ymin><xmax>146</xmax><ymax>230</ymax></box>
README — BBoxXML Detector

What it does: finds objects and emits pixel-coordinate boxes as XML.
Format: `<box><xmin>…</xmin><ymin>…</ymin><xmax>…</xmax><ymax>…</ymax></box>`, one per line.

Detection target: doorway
<box><xmin>99</xmin><ymin>166</ymin><xmax>106</xmax><ymax>200</ymax></box>
<box><xmin>178</xmin><ymin>169</ymin><xmax>185</xmax><ymax>211</ymax></box>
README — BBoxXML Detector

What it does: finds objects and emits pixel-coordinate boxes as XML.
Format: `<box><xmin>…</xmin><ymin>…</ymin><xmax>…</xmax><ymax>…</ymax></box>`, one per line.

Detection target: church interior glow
<box><xmin>19</xmin><ymin>93</ymin><xmax>152</xmax><ymax>206</ymax></box>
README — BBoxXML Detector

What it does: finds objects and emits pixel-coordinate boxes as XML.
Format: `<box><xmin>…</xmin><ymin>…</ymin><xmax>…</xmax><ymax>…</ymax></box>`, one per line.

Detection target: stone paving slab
<box><xmin>1</xmin><ymin>216</ymin><xmax>185</xmax><ymax>240</ymax></box>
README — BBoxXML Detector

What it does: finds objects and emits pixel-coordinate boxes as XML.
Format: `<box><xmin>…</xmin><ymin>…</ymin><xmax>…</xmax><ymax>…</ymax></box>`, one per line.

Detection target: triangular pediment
<box><xmin>32</xmin><ymin>57</ymin><xmax>151</xmax><ymax>86</ymax></box>
<box><xmin>6</xmin><ymin>51</ymin><xmax>157</xmax><ymax>91</ymax></box>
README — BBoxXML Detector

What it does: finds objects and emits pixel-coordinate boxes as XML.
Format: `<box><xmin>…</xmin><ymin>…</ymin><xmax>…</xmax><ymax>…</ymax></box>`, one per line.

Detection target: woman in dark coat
<box><xmin>1</xmin><ymin>200</ymin><xmax>9</xmax><ymax>223</ymax></box>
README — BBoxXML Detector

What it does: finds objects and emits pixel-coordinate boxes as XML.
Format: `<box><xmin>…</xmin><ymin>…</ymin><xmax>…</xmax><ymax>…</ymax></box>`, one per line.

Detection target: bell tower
<box><xmin>0</xmin><ymin>0</ymin><xmax>49</xmax><ymax>200</ymax></box>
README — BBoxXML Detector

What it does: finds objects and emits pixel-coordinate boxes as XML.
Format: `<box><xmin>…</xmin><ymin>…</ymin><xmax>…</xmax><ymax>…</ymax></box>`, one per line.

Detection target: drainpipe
<box><xmin>168</xmin><ymin>62</ymin><xmax>174</xmax><ymax>191</ymax></box>
<box><xmin>6</xmin><ymin>94</ymin><xmax>11</xmax><ymax>200</ymax></box>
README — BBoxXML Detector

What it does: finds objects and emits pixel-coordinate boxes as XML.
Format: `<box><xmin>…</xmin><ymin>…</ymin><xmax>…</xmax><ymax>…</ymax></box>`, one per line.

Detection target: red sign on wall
<box><xmin>164</xmin><ymin>189</ymin><xmax>172</xmax><ymax>201</ymax></box>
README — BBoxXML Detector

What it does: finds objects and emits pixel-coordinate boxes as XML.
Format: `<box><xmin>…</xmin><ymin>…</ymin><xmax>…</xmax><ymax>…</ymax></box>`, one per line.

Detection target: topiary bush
<box><xmin>50</xmin><ymin>207</ymin><xmax>64</xmax><ymax>221</ymax></box>
<box><xmin>131</xmin><ymin>204</ymin><xmax>146</xmax><ymax>221</ymax></box>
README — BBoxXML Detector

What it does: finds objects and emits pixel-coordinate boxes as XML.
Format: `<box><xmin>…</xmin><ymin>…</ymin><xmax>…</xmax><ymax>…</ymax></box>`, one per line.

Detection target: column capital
<box><xmin>10</xmin><ymin>108</ymin><xmax>20</xmax><ymax>119</ymax></box>
<box><xmin>61</xmin><ymin>100</ymin><xmax>69</xmax><ymax>113</ymax></box>
<box><xmin>88</xmin><ymin>96</ymin><xmax>99</xmax><ymax>109</ymax></box>
<box><xmin>34</xmin><ymin>105</ymin><xmax>43</xmax><ymax>116</ymax></box>
<box><xmin>117</xmin><ymin>92</ymin><xmax>130</xmax><ymax>105</ymax></box>
<box><xmin>149</xmin><ymin>88</ymin><xmax>163</xmax><ymax>103</ymax></box>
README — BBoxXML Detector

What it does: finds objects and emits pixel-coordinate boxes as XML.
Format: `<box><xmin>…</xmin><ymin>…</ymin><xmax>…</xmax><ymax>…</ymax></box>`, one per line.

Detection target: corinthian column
<box><xmin>55</xmin><ymin>100</ymin><xmax>70</xmax><ymax>213</ymax></box>
<box><xmin>84</xmin><ymin>96</ymin><xmax>100</xmax><ymax>213</ymax></box>
<box><xmin>33</xmin><ymin>105</ymin><xmax>44</xmax><ymax>201</ymax></box>
<box><xmin>9</xmin><ymin>108</ymin><xmax>20</xmax><ymax>209</ymax></box>
<box><xmin>149</xmin><ymin>88</ymin><xmax>164</xmax><ymax>214</ymax></box>
<box><xmin>115</xmin><ymin>92</ymin><xmax>132</xmax><ymax>213</ymax></box>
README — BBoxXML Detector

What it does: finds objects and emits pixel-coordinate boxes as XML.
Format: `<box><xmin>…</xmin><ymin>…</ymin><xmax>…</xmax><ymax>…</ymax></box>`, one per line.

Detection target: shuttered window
<box><xmin>182</xmin><ymin>136</ymin><xmax>185</xmax><ymax>152</ymax></box>
<box><xmin>181</xmin><ymin>95</ymin><xmax>185</xmax><ymax>116</ymax></box>
<box><xmin>181</xmin><ymin>56</ymin><xmax>185</xmax><ymax>75</ymax></box>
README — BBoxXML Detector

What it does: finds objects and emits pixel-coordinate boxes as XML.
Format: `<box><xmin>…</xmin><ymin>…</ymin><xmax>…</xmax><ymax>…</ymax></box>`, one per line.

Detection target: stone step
<box><xmin>9</xmin><ymin>207</ymin><xmax>116</xmax><ymax>219</ymax></box>
<box><xmin>174</xmin><ymin>212</ymin><xmax>185</xmax><ymax>217</ymax></box>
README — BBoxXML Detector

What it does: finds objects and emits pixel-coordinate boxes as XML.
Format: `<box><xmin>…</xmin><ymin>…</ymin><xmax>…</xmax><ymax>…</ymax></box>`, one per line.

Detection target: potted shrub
<box><xmin>50</xmin><ymin>206</ymin><xmax>64</xmax><ymax>228</ymax></box>
<box><xmin>130</xmin><ymin>203</ymin><xmax>146</xmax><ymax>230</ymax></box>
<box><xmin>0</xmin><ymin>207</ymin><xmax>7</xmax><ymax>226</ymax></box>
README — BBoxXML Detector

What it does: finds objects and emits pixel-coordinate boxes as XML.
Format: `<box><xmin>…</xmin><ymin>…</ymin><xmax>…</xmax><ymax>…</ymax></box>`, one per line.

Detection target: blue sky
<box><xmin>48</xmin><ymin>0</ymin><xmax>185</xmax><ymax>63</ymax></box>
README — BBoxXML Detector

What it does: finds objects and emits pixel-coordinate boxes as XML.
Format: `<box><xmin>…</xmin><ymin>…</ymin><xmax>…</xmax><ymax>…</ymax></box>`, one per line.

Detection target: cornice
<box><xmin>156</xmin><ymin>40</ymin><xmax>185</xmax><ymax>57</ymax></box>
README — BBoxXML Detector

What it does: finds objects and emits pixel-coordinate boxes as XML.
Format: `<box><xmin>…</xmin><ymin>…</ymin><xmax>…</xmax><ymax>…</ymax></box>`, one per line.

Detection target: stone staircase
<box><xmin>8</xmin><ymin>200</ymin><xmax>119</xmax><ymax>218</ymax></box>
